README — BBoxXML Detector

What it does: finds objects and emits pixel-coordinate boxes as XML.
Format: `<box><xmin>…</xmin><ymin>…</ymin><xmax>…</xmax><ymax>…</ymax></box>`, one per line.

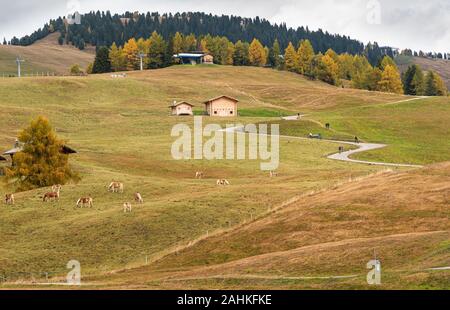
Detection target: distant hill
<box><xmin>0</xmin><ymin>33</ymin><xmax>95</xmax><ymax>76</ymax></box>
<box><xmin>396</xmin><ymin>55</ymin><xmax>450</xmax><ymax>89</ymax></box>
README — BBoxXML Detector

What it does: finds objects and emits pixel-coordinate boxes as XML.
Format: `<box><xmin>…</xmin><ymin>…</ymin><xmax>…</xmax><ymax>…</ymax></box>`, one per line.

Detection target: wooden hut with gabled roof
<box><xmin>203</xmin><ymin>95</ymin><xmax>239</xmax><ymax>117</ymax></box>
<box><xmin>169</xmin><ymin>101</ymin><xmax>194</xmax><ymax>116</ymax></box>
<box><xmin>2</xmin><ymin>139</ymin><xmax>77</xmax><ymax>166</ymax></box>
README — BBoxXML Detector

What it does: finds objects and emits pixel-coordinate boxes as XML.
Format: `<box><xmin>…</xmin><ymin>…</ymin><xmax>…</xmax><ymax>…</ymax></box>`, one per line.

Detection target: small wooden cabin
<box><xmin>204</xmin><ymin>96</ymin><xmax>239</xmax><ymax>117</ymax></box>
<box><xmin>169</xmin><ymin>101</ymin><xmax>194</xmax><ymax>116</ymax></box>
<box><xmin>2</xmin><ymin>139</ymin><xmax>77</xmax><ymax>166</ymax></box>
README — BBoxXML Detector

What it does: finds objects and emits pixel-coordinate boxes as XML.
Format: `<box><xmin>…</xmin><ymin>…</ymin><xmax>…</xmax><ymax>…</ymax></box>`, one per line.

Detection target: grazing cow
<box><xmin>134</xmin><ymin>193</ymin><xmax>144</xmax><ymax>204</ymax></box>
<box><xmin>108</xmin><ymin>182</ymin><xmax>124</xmax><ymax>193</ymax></box>
<box><xmin>5</xmin><ymin>194</ymin><xmax>15</xmax><ymax>205</ymax></box>
<box><xmin>217</xmin><ymin>179</ymin><xmax>230</xmax><ymax>186</ymax></box>
<box><xmin>195</xmin><ymin>171</ymin><xmax>204</xmax><ymax>179</ymax></box>
<box><xmin>52</xmin><ymin>184</ymin><xmax>62</xmax><ymax>192</ymax></box>
<box><xmin>123</xmin><ymin>202</ymin><xmax>132</xmax><ymax>213</ymax></box>
<box><xmin>43</xmin><ymin>187</ymin><xmax>60</xmax><ymax>202</ymax></box>
<box><xmin>76</xmin><ymin>197</ymin><xmax>94</xmax><ymax>208</ymax></box>
<box><xmin>270</xmin><ymin>171</ymin><xmax>278</xmax><ymax>178</ymax></box>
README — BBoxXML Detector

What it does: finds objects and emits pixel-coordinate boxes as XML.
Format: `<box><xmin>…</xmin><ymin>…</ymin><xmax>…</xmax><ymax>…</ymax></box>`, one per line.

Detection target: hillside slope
<box><xmin>396</xmin><ymin>55</ymin><xmax>450</xmax><ymax>89</ymax></box>
<box><xmin>0</xmin><ymin>33</ymin><xmax>95</xmax><ymax>76</ymax></box>
<box><xmin>103</xmin><ymin>163</ymin><xmax>450</xmax><ymax>289</ymax></box>
<box><xmin>1</xmin><ymin>67</ymin><xmax>397</xmax><ymax>283</ymax></box>
<box><xmin>0</xmin><ymin>66</ymin><xmax>448</xmax><ymax>290</ymax></box>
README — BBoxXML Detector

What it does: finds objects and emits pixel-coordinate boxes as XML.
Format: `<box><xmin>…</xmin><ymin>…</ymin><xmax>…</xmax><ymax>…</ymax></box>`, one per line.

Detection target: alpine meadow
<box><xmin>0</xmin><ymin>3</ymin><xmax>449</xmax><ymax>299</ymax></box>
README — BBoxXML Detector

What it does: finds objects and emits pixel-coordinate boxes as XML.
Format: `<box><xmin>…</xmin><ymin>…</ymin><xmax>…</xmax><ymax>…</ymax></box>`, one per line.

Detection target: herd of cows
<box><xmin>3</xmin><ymin>181</ymin><xmax>144</xmax><ymax>213</ymax></box>
<box><xmin>3</xmin><ymin>171</ymin><xmax>280</xmax><ymax>211</ymax></box>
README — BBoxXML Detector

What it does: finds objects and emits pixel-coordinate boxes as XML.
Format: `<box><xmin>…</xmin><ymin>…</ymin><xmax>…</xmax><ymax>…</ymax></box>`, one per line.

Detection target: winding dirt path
<box><xmin>223</xmin><ymin>125</ymin><xmax>423</xmax><ymax>168</ymax></box>
<box><xmin>326</xmin><ymin>140</ymin><xmax>423</xmax><ymax>168</ymax></box>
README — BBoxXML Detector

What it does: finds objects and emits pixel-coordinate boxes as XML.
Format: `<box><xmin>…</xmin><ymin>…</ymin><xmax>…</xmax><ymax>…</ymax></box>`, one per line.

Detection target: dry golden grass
<box><xmin>95</xmin><ymin>162</ymin><xmax>449</xmax><ymax>289</ymax></box>
<box><xmin>0</xmin><ymin>33</ymin><xmax>95</xmax><ymax>75</ymax></box>
<box><xmin>0</xmin><ymin>66</ymin><xmax>447</xmax><ymax>290</ymax></box>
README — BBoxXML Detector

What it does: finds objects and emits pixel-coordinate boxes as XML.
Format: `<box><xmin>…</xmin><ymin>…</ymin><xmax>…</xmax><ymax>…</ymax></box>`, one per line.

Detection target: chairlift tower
<box><xmin>16</xmin><ymin>57</ymin><xmax>25</xmax><ymax>78</ymax></box>
<box><xmin>138</xmin><ymin>53</ymin><xmax>147</xmax><ymax>71</ymax></box>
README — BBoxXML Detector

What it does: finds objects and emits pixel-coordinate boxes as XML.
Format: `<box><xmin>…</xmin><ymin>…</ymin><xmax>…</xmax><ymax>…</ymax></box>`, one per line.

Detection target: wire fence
<box><xmin>0</xmin><ymin>269</ymin><xmax>68</xmax><ymax>284</ymax></box>
<box><xmin>0</xmin><ymin>72</ymin><xmax>88</xmax><ymax>78</ymax></box>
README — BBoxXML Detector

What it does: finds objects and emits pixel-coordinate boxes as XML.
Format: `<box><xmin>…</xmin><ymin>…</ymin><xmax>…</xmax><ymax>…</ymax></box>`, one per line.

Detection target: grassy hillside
<box><xmin>0</xmin><ymin>67</ymin><xmax>392</xmax><ymax>281</ymax></box>
<box><xmin>0</xmin><ymin>66</ymin><xmax>448</xmax><ymax>289</ymax></box>
<box><xmin>101</xmin><ymin>163</ymin><xmax>450</xmax><ymax>289</ymax></box>
<box><xmin>396</xmin><ymin>55</ymin><xmax>450</xmax><ymax>89</ymax></box>
<box><xmin>0</xmin><ymin>33</ymin><xmax>95</xmax><ymax>76</ymax></box>
<box><xmin>309</xmin><ymin>96</ymin><xmax>450</xmax><ymax>165</ymax></box>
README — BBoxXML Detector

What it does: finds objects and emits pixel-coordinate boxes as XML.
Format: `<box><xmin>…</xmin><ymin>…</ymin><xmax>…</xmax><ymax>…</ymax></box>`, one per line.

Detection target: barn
<box><xmin>169</xmin><ymin>101</ymin><xmax>194</xmax><ymax>116</ymax></box>
<box><xmin>173</xmin><ymin>52</ymin><xmax>214</xmax><ymax>65</ymax></box>
<box><xmin>2</xmin><ymin>139</ymin><xmax>77</xmax><ymax>166</ymax></box>
<box><xmin>203</xmin><ymin>96</ymin><xmax>239</xmax><ymax>117</ymax></box>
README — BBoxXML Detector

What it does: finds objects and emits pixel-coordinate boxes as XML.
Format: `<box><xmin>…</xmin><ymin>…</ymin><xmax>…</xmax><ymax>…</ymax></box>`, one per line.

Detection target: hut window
<box><xmin>230</xmin><ymin>110</ymin><xmax>233</xmax><ymax>115</ymax></box>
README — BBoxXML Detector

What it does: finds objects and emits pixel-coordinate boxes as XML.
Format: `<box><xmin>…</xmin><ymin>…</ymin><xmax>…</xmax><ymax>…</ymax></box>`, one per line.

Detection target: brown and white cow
<box><xmin>270</xmin><ymin>171</ymin><xmax>278</xmax><ymax>178</ymax></box>
<box><xmin>123</xmin><ymin>202</ymin><xmax>132</xmax><ymax>213</ymax></box>
<box><xmin>134</xmin><ymin>193</ymin><xmax>144</xmax><ymax>204</ymax></box>
<box><xmin>5</xmin><ymin>194</ymin><xmax>15</xmax><ymax>205</ymax></box>
<box><xmin>195</xmin><ymin>172</ymin><xmax>204</xmax><ymax>179</ymax></box>
<box><xmin>43</xmin><ymin>187</ymin><xmax>60</xmax><ymax>202</ymax></box>
<box><xmin>108</xmin><ymin>182</ymin><xmax>124</xmax><ymax>193</ymax></box>
<box><xmin>216</xmin><ymin>179</ymin><xmax>230</xmax><ymax>186</ymax></box>
<box><xmin>76</xmin><ymin>197</ymin><xmax>93</xmax><ymax>208</ymax></box>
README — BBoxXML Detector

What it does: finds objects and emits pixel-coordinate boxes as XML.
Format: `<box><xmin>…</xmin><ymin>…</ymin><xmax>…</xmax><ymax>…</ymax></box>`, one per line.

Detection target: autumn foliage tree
<box><xmin>378</xmin><ymin>64</ymin><xmax>403</xmax><ymax>94</ymax></box>
<box><xmin>248</xmin><ymin>39</ymin><xmax>266</xmax><ymax>67</ymax></box>
<box><xmin>5</xmin><ymin>116</ymin><xmax>79</xmax><ymax>191</ymax></box>
<box><xmin>284</xmin><ymin>42</ymin><xmax>298</xmax><ymax>72</ymax></box>
<box><xmin>123</xmin><ymin>38</ymin><xmax>140</xmax><ymax>70</ymax></box>
<box><xmin>424</xmin><ymin>71</ymin><xmax>448</xmax><ymax>96</ymax></box>
<box><xmin>109</xmin><ymin>42</ymin><xmax>127</xmax><ymax>72</ymax></box>
<box><xmin>316</xmin><ymin>54</ymin><xmax>340</xmax><ymax>85</ymax></box>
<box><xmin>297</xmin><ymin>40</ymin><xmax>315</xmax><ymax>77</ymax></box>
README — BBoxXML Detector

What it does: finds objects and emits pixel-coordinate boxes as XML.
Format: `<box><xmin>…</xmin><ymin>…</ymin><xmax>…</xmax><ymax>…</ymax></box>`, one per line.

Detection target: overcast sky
<box><xmin>1</xmin><ymin>0</ymin><xmax>449</xmax><ymax>52</ymax></box>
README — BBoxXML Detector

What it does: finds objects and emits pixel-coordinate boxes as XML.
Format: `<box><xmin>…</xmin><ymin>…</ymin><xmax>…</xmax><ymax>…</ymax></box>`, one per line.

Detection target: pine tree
<box><xmin>4</xmin><ymin>116</ymin><xmax>79</xmax><ymax>191</ymax></box>
<box><xmin>147</xmin><ymin>31</ymin><xmax>167</xmax><ymax>69</ymax></box>
<box><xmin>297</xmin><ymin>39</ymin><xmax>315</xmax><ymax>76</ymax></box>
<box><xmin>233</xmin><ymin>40</ymin><xmax>249</xmax><ymax>66</ymax></box>
<box><xmin>269</xmin><ymin>39</ymin><xmax>281</xmax><ymax>68</ymax></box>
<box><xmin>425</xmin><ymin>71</ymin><xmax>447</xmax><ymax>96</ymax></box>
<box><xmin>3</xmin><ymin>37</ymin><xmax>7</xmax><ymax>45</ymax></box>
<box><xmin>284</xmin><ymin>42</ymin><xmax>298</xmax><ymax>72</ymax></box>
<box><xmin>92</xmin><ymin>46</ymin><xmax>112</xmax><ymax>73</ymax></box>
<box><xmin>378</xmin><ymin>64</ymin><xmax>403</xmax><ymax>94</ymax></box>
<box><xmin>403</xmin><ymin>64</ymin><xmax>424</xmax><ymax>95</ymax></box>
